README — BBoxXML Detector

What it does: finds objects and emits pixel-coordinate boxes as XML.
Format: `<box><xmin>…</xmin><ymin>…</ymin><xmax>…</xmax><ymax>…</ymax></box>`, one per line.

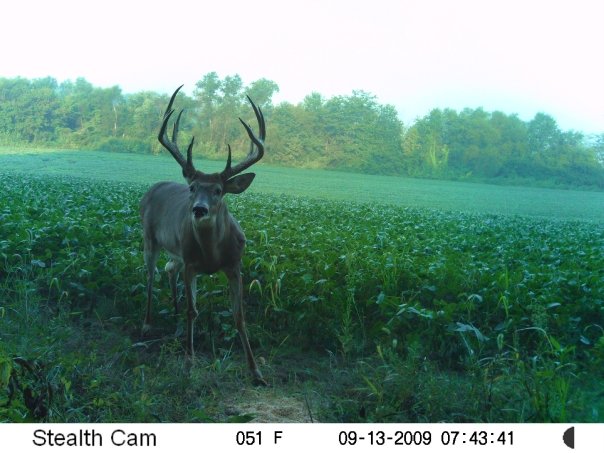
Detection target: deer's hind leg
<box><xmin>142</xmin><ymin>240</ymin><xmax>160</xmax><ymax>334</ymax></box>
<box><xmin>183</xmin><ymin>265</ymin><xmax>199</xmax><ymax>356</ymax></box>
<box><xmin>165</xmin><ymin>258</ymin><xmax>183</xmax><ymax>315</ymax></box>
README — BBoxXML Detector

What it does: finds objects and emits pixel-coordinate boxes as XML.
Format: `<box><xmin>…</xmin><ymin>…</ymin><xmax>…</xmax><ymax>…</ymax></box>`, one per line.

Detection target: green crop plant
<box><xmin>0</xmin><ymin>169</ymin><xmax>602</xmax><ymax>422</ymax></box>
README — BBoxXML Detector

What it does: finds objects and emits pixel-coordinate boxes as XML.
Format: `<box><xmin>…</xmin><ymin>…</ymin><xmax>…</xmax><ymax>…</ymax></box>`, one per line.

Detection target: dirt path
<box><xmin>224</xmin><ymin>387</ymin><xmax>315</xmax><ymax>422</ymax></box>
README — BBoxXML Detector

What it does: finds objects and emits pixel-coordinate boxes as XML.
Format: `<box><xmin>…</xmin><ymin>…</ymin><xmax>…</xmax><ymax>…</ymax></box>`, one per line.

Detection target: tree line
<box><xmin>1</xmin><ymin>75</ymin><xmax>602</xmax><ymax>188</ymax></box>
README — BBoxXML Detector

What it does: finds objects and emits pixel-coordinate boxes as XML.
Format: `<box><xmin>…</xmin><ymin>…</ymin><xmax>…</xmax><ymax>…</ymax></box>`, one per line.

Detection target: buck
<box><xmin>140</xmin><ymin>86</ymin><xmax>266</xmax><ymax>385</ymax></box>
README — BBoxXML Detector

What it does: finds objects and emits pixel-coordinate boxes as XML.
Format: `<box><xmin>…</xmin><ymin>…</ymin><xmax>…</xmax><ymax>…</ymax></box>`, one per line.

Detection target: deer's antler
<box><xmin>221</xmin><ymin>96</ymin><xmax>265</xmax><ymax>181</ymax></box>
<box><xmin>158</xmin><ymin>85</ymin><xmax>197</xmax><ymax>178</ymax></box>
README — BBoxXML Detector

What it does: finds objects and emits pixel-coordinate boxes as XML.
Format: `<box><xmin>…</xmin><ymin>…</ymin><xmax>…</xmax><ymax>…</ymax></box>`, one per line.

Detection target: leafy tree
<box><xmin>246</xmin><ymin>78</ymin><xmax>279</xmax><ymax>114</ymax></box>
<box><xmin>591</xmin><ymin>133</ymin><xmax>604</xmax><ymax>165</ymax></box>
<box><xmin>0</xmin><ymin>74</ymin><xmax>602</xmax><ymax>188</ymax></box>
<box><xmin>528</xmin><ymin>113</ymin><xmax>560</xmax><ymax>156</ymax></box>
<box><xmin>0</xmin><ymin>77</ymin><xmax>60</xmax><ymax>143</ymax></box>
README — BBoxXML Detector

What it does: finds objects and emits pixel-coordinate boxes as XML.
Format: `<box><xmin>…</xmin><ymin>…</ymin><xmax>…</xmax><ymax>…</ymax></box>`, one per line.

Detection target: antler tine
<box><xmin>238</xmin><ymin>118</ymin><xmax>264</xmax><ymax>153</ymax></box>
<box><xmin>172</xmin><ymin>110</ymin><xmax>184</xmax><ymax>145</ymax></box>
<box><xmin>186</xmin><ymin>137</ymin><xmax>195</xmax><ymax>170</ymax></box>
<box><xmin>165</xmin><ymin>84</ymin><xmax>183</xmax><ymax>117</ymax></box>
<box><xmin>226</xmin><ymin>144</ymin><xmax>232</xmax><ymax>169</ymax></box>
<box><xmin>247</xmin><ymin>95</ymin><xmax>266</xmax><ymax>140</ymax></box>
<box><xmin>221</xmin><ymin>96</ymin><xmax>266</xmax><ymax>180</ymax></box>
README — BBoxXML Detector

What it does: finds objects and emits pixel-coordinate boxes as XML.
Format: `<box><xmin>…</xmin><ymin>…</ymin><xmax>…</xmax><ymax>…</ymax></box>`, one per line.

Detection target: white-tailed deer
<box><xmin>140</xmin><ymin>85</ymin><xmax>266</xmax><ymax>385</ymax></box>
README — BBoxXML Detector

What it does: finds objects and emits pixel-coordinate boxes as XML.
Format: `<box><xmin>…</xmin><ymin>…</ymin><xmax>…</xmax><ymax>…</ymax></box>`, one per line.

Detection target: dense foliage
<box><xmin>1</xmin><ymin>172</ymin><xmax>602</xmax><ymax>422</ymax></box>
<box><xmin>1</xmin><ymin>75</ymin><xmax>603</xmax><ymax>188</ymax></box>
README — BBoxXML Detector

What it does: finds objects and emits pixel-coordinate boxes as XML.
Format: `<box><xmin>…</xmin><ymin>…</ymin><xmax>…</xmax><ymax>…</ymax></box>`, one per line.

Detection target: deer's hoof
<box><xmin>185</xmin><ymin>347</ymin><xmax>195</xmax><ymax>360</ymax></box>
<box><xmin>141</xmin><ymin>323</ymin><xmax>152</xmax><ymax>336</ymax></box>
<box><xmin>252</xmin><ymin>371</ymin><xmax>268</xmax><ymax>387</ymax></box>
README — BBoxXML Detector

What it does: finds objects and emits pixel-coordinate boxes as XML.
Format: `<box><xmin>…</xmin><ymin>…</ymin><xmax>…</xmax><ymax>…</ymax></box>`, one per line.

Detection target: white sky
<box><xmin>1</xmin><ymin>0</ymin><xmax>603</xmax><ymax>133</ymax></box>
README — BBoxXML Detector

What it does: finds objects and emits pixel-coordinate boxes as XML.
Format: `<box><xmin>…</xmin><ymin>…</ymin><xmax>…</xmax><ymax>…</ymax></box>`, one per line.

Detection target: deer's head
<box><xmin>158</xmin><ymin>86</ymin><xmax>265</xmax><ymax>225</ymax></box>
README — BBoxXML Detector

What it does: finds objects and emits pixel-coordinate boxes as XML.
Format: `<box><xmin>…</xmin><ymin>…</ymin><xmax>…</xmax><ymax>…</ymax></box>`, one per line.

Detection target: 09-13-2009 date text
<box><xmin>338</xmin><ymin>430</ymin><xmax>514</xmax><ymax>447</ymax></box>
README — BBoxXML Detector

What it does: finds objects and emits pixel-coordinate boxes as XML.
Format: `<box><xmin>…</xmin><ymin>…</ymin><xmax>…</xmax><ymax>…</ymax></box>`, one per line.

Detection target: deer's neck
<box><xmin>189</xmin><ymin>205</ymin><xmax>234</xmax><ymax>268</ymax></box>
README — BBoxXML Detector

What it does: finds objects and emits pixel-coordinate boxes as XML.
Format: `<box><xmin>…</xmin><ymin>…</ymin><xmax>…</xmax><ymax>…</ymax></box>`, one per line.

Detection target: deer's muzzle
<box><xmin>192</xmin><ymin>204</ymin><xmax>209</xmax><ymax>219</ymax></box>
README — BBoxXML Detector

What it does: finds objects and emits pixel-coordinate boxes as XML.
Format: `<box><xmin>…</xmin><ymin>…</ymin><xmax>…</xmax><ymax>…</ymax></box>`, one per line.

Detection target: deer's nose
<box><xmin>192</xmin><ymin>205</ymin><xmax>209</xmax><ymax>218</ymax></box>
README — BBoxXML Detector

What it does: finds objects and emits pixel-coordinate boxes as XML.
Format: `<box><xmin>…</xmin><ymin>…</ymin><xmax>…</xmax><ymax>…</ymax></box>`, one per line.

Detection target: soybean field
<box><xmin>0</xmin><ymin>150</ymin><xmax>603</xmax><ymax>422</ymax></box>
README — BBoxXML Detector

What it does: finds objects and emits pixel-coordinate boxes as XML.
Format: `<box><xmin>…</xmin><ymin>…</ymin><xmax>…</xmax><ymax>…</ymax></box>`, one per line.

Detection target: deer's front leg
<box><xmin>184</xmin><ymin>265</ymin><xmax>198</xmax><ymax>356</ymax></box>
<box><xmin>165</xmin><ymin>260</ymin><xmax>182</xmax><ymax>315</ymax></box>
<box><xmin>226</xmin><ymin>266</ymin><xmax>266</xmax><ymax>386</ymax></box>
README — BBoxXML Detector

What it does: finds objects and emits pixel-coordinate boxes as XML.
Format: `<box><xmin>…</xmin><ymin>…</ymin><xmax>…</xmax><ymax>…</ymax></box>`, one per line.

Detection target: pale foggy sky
<box><xmin>2</xmin><ymin>0</ymin><xmax>603</xmax><ymax>133</ymax></box>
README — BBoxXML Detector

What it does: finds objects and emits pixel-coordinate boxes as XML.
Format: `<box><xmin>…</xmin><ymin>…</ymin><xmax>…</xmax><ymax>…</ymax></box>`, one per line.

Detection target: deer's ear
<box><xmin>224</xmin><ymin>173</ymin><xmax>255</xmax><ymax>194</ymax></box>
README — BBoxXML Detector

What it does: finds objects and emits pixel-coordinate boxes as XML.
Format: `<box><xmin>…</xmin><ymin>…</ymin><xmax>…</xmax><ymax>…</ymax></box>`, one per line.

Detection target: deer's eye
<box><xmin>189</xmin><ymin>185</ymin><xmax>195</xmax><ymax>192</ymax></box>
<box><xmin>214</xmin><ymin>187</ymin><xmax>222</xmax><ymax>196</ymax></box>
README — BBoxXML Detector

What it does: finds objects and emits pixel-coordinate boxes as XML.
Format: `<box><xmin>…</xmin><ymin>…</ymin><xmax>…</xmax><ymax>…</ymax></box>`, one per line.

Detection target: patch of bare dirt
<box><xmin>224</xmin><ymin>387</ymin><xmax>316</xmax><ymax>423</ymax></box>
